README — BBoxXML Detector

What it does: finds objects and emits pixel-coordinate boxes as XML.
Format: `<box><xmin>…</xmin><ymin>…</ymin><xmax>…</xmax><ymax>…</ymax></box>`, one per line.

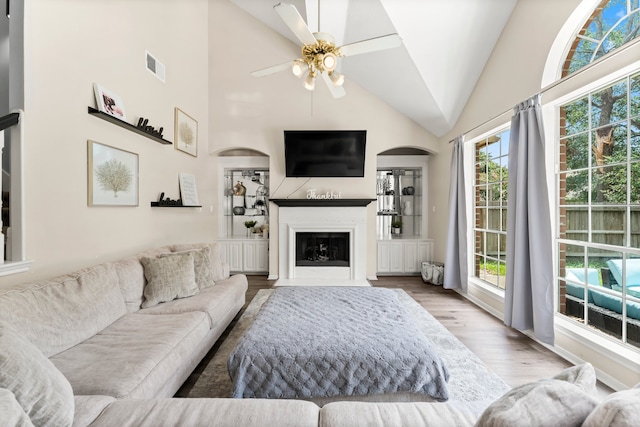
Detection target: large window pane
<box><xmin>562</xmin><ymin>171</ymin><xmax>589</xmax><ymax>204</ymax></box>
<box><xmin>562</xmin><ymin>97</ymin><xmax>589</xmax><ymax>136</ymax></box>
<box><xmin>558</xmin><ymin>67</ymin><xmax>640</xmax><ymax>350</ymax></box>
<box><xmin>474</xmin><ymin>130</ymin><xmax>509</xmax><ymax>289</ymax></box>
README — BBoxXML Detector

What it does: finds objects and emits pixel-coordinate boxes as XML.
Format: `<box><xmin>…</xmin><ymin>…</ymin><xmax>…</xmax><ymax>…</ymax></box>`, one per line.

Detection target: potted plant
<box><xmin>391</xmin><ymin>219</ymin><xmax>402</xmax><ymax>235</ymax></box>
<box><xmin>244</xmin><ymin>220</ymin><xmax>257</xmax><ymax>238</ymax></box>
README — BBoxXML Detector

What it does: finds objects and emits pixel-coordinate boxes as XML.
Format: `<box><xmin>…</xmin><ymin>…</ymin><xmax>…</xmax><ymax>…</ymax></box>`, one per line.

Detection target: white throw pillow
<box><xmin>474</xmin><ymin>363</ymin><xmax>600</xmax><ymax>427</ymax></box>
<box><xmin>0</xmin><ymin>323</ymin><xmax>74</xmax><ymax>427</ymax></box>
<box><xmin>141</xmin><ymin>252</ymin><xmax>199</xmax><ymax>308</ymax></box>
<box><xmin>163</xmin><ymin>246</ymin><xmax>215</xmax><ymax>289</ymax></box>
<box><xmin>582</xmin><ymin>384</ymin><xmax>640</xmax><ymax>427</ymax></box>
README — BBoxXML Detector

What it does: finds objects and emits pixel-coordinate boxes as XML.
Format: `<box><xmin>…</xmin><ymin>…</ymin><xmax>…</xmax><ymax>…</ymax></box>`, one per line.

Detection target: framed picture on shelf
<box><xmin>174</xmin><ymin>107</ymin><xmax>198</xmax><ymax>157</ymax></box>
<box><xmin>88</xmin><ymin>140</ymin><xmax>139</xmax><ymax>206</ymax></box>
<box><xmin>93</xmin><ymin>84</ymin><xmax>126</xmax><ymax>121</ymax></box>
<box><xmin>178</xmin><ymin>172</ymin><xmax>199</xmax><ymax>206</ymax></box>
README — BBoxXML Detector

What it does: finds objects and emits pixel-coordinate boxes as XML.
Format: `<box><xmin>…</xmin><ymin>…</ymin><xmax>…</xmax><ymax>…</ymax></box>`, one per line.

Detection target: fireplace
<box><xmin>296</xmin><ymin>232</ymin><xmax>350</xmax><ymax>267</ymax></box>
<box><xmin>274</xmin><ymin>199</ymin><xmax>372</xmax><ymax>284</ymax></box>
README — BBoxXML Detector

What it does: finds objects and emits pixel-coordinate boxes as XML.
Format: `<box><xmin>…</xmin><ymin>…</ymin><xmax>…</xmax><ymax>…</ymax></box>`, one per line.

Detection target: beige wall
<box><xmin>208</xmin><ymin>0</ymin><xmax>438</xmax><ymax>278</ymax></box>
<box><xmin>2</xmin><ymin>0</ymin><xmax>211</xmax><ymax>286</ymax></box>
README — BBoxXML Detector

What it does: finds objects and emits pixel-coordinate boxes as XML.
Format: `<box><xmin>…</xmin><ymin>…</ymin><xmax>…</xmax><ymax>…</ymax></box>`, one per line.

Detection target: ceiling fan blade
<box><xmin>251</xmin><ymin>61</ymin><xmax>293</xmax><ymax>77</ymax></box>
<box><xmin>320</xmin><ymin>72</ymin><xmax>346</xmax><ymax>99</ymax></box>
<box><xmin>274</xmin><ymin>2</ymin><xmax>317</xmax><ymax>46</ymax></box>
<box><xmin>338</xmin><ymin>34</ymin><xmax>402</xmax><ymax>57</ymax></box>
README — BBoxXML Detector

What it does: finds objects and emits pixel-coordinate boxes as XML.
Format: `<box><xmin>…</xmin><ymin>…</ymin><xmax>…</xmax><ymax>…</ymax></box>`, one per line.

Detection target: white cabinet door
<box><xmin>404</xmin><ymin>242</ymin><xmax>419</xmax><ymax>273</ymax></box>
<box><xmin>254</xmin><ymin>240</ymin><xmax>269</xmax><ymax>272</ymax></box>
<box><xmin>377</xmin><ymin>241</ymin><xmax>391</xmax><ymax>273</ymax></box>
<box><xmin>389</xmin><ymin>241</ymin><xmax>404</xmax><ymax>273</ymax></box>
<box><xmin>242</xmin><ymin>240</ymin><xmax>269</xmax><ymax>272</ymax></box>
<box><xmin>227</xmin><ymin>241</ymin><xmax>243</xmax><ymax>272</ymax></box>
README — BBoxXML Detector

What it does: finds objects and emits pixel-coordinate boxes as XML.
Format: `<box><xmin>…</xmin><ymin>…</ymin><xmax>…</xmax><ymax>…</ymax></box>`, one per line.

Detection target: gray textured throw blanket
<box><xmin>227</xmin><ymin>287</ymin><xmax>450</xmax><ymax>400</ymax></box>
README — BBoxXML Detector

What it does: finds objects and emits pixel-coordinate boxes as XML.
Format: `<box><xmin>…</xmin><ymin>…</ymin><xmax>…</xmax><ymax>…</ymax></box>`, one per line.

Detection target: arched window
<box><xmin>555</xmin><ymin>0</ymin><xmax>640</xmax><ymax>350</ymax></box>
<box><xmin>564</xmin><ymin>0</ymin><xmax>640</xmax><ymax>77</ymax></box>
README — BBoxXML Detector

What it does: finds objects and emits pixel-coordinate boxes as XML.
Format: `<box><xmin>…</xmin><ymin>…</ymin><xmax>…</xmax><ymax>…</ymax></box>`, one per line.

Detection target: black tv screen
<box><xmin>284</xmin><ymin>130</ymin><xmax>367</xmax><ymax>177</ymax></box>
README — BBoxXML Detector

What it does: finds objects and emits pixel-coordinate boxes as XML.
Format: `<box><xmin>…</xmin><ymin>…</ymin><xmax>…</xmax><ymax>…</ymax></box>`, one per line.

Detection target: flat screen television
<box><xmin>284</xmin><ymin>130</ymin><xmax>367</xmax><ymax>177</ymax></box>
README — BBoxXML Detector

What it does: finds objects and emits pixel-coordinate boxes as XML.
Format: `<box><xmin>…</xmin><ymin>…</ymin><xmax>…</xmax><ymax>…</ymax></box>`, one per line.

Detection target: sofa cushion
<box><xmin>88</xmin><ymin>398</ymin><xmax>320</xmax><ymax>427</ymax></box>
<box><xmin>582</xmin><ymin>384</ymin><xmax>640</xmax><ymax>427</ymax></box>
<box><xmin>162</xmin><ymin>246</ymin><xmax>215</xmax><ymax>289</ymax></box>
<box><xmin>50</xmin><ymin>312</ymin><xmax>209</xmax><ymax>399</ymax></box>
<box><xmin>474</xmin><ymin>363</ymin><xmax>600</xmax><ymax>427</ymax></box>
<box><xmin>73</xmin><ymin>395</ymin><xmax>116</xmax><ymax>427</ymax></box>
<box><xmin>138</xmin><ymin>274</ymin><xmax>248</xmax><ymax>329</ymax></box>
<box><xmin>0</xmin><ymin>323</ymin><xmax>74</xmax><ymax>427</ymax></box>
<box><xmin>0</xmin><ymin>263</ymin><xmax>126</xmax><ymax>357</ymax></box>
<box><xmin>141</xmin><ymin>252</ymin><xmax>199</xmax><ymax>308</ymax></box>
<box><xmin>319</xmin><ymin>401</ymin><xmax>483</xmax><ymax>427</ymax></box>
<box><xmin>0</xmin><ymin>388</ymin><xmax>34</xmax><ymax>427</ymax></box>
<box><xmin>113</xmin><ymin>256</ymin><xmax>147</xmax><ymax>313</ymax></box>
<box><xmin>172</xmin><ymin>243</ymin><xmax>229</xmax><ymax>281</ymax></box>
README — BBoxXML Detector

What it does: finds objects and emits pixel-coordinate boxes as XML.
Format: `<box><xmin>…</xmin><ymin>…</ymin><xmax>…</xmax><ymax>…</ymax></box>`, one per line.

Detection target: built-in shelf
<box><xmin>150</xmin><ymin>202</ymin><xmax>201</xmax><ymax>207</ymax></box>
<box><xmin>88</xmin><ymin>107</ymin><xmax>172</xmax><ymax>145</ymax></box>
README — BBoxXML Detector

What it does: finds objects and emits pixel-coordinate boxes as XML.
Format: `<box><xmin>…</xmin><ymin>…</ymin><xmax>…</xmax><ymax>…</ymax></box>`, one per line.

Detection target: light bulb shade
<box><xmin>330</xmin><ymin>71</ymin><xmax>345</xmax><ymax>86</ymax></box>
<box><xmin>291</xmin><ymin>60</ymin><xmax>306</xmax><ymax>78</ymax></box>
<box><xmin>304</xmin><ymin>73</ymin><xmax>315</xmax><ymax>90</ymax></box>
<box><xmin>322</xmin><ymin>52</ymin><xmax>337</xmax><ymax>71</ymax></box>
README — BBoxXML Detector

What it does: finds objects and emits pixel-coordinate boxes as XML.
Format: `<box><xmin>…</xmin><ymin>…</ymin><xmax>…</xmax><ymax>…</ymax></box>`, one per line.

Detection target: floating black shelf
<box><xmin>150</xmin><ymin>202</ymin><xmax>201</xmax><ymax>207</ymax></box>
<box><xmin>88</xmin><ymin>107</ymin><xmax>172</xmax><ymax>145</ymax></box>
<box><xmin>270</xmin><ymin>198</ymin><xmax>376</xmax><ymax>207</ymax></box>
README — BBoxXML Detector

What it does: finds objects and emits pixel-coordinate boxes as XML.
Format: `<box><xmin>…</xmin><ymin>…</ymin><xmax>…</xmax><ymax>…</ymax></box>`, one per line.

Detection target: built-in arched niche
<box><xmin>375</xmin><ymin>147</ymin><xmax>432</xmax><ymax>275</ymax></box>
<box><xmin>215</xmin><ymin>148</ymin><xmax>270</xmax><ymax>274</ymax></box>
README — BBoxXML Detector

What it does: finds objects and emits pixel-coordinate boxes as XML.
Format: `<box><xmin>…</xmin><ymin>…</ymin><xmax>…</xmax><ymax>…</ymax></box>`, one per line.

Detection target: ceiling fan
<box><xmin>251</xmin><ymin>2</ymin><xmax>402</xmax><ymax>98</ymax></box>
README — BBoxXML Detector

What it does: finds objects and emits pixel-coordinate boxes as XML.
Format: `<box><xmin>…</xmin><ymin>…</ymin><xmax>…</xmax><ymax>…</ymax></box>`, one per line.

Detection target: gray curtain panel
<box><xmin>505</xmin><ymin>94</ymin><xmax>554</xmax><ymax>345</ymax></box>
<box><xmin>444</xmin><ymin>136</ymin><xmax>467</xmax><ymax>291</ymax></box>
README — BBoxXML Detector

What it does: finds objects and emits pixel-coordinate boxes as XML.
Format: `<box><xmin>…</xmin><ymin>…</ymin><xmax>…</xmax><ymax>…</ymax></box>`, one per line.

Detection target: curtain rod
<box><xmin>451</xmin><ymin>37</ymin><xmax>640</xmax><ymax>142</ymax></box>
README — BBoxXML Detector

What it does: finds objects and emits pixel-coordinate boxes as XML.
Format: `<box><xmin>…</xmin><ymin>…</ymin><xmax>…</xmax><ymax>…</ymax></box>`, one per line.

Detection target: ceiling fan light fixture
<box><xmin>304</xmin><ymin>72</ymin><xmax>315</xmax><ymax>91</ymax></box>
<box><xmin>329</xmin><ymin>71</ymin><xmax>344</xmax><ymax>86</ymax></box>
<box><xmin>291</xmin><ymin>60</ymin><xmax>307</xmax><ymax>78</ymax></box>
<box><xmin>322</xmin><ymin>52</ymin><xmax>337</xmax><ymax>71</ymax></box>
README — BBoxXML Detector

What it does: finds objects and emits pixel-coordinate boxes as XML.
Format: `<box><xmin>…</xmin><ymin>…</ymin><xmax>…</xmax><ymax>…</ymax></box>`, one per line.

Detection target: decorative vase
<box><xmin>404</xmin><ymin>186</ymin><xmax>415</xmax><ymax>195</ymax></box>
<box><xmin>233</xmin><ymin>206</ymin><xmax>245</xmax><ymax>216</ymax></box>
<box><xmin>233</xmin><ymin>181</ymin><xmax>246</xmax><ymax>196</ymax></box>
<box><xmin>402</xmin><ymin>200</ymin><xmax>413</xmax><ymax>215</ymax></box>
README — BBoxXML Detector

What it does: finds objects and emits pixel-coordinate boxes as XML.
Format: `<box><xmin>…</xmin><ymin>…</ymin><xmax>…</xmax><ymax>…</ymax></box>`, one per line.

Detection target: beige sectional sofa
<box><xmin>1</xmin><ymin>243</ymin><xmax>638</xmax><ymax>426</ymax></box>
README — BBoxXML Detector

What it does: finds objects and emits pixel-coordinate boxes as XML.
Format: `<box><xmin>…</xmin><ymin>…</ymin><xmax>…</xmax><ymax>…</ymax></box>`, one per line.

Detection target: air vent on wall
<box><xmin>146</xmin><ymin>50</ymin><xmax>165</xmax><ymax>82</ymax></box>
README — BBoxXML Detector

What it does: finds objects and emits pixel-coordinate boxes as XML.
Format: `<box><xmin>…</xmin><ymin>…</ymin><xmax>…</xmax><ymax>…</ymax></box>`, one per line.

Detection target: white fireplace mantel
<box><xmin>276</xmin><ymin>201</ymin><xmax>372</xmax><ymax>286</ymax></box>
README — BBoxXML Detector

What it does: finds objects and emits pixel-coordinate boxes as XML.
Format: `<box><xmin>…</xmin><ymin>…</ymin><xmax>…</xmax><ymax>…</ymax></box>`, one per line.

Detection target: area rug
<box><xmin>186</xmin><ymin>288</ymin><xmax>511</xmax><ymax>404</ymax></box>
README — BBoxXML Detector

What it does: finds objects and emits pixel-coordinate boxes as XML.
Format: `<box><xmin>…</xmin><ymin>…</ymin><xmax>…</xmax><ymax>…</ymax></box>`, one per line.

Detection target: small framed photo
<box><xmin>93</xmin><ymin>84</ymin><xmax>127</xmax><ymax>121</ymax></box>
<box><xmin>174</xmin><ymin>107</ymin><xmax>198</xmax><ymax>157</ymax></box>
<box><xmin>88</xmin><ymin>140</ymin><xmax>138</xmax><ymax>206</ymax></box>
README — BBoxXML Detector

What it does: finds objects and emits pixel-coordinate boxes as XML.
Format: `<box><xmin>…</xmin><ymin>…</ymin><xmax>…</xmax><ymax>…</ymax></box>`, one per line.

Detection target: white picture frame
<box><xmin>179</xmin><ymin>172</ymin><xmax>200</xmax><ymax>206</ymax></box>
<box><xmin>88</xmin><ymin>140</ymin><xmax>138</xmax><ymax>206</ymax></box>
<box><xmin>93</xmin><ymin>83</ymin><xmax>127</xmax><ymax>121</ymax></box>
<box><xmin>174</xmin><ymin>107</ymin><xmax>198</xmax><ymax>157</ymax></box>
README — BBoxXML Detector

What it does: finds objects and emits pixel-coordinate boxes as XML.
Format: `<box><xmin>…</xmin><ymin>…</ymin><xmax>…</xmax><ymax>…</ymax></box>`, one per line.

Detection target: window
<box><xmin>473</xmin><ymin>128</ymin><xmax>510</xmax><ymax>289</ymax></box>
<box><xmin>557</xmin><ymin>70</ymin><xmax>640</xmax><ymax>348</ymax></box>
<box><xmin>564</xmin><ymin>0</ymin><xmax>640</xmax><ymax>77</ymax></box>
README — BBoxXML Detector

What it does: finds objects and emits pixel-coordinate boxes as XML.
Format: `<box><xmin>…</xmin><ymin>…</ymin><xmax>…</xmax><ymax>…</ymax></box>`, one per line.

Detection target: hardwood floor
<box><xmin>178</xmin><ymin>275</ymin><xmax>613</xmax><ymax>397</ymax></box>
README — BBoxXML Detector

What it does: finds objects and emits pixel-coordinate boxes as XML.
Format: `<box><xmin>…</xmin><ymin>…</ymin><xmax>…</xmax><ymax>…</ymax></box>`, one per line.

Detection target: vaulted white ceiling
<box><xmin>230</xmin><ymin>0</ymin><xmax>517</xmax><ymax>137</ymax></box>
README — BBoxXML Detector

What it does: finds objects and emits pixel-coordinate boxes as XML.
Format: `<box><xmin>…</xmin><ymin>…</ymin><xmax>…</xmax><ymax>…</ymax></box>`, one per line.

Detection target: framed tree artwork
<box><xmin>174</xmin><ymin>107</ymin><xmax>198</xmax><ymax>157</ymax></box>
<box><xmin>88</xmin><ymin>140</ymin><xmax>139</xmax><ymax>206</ymax></box>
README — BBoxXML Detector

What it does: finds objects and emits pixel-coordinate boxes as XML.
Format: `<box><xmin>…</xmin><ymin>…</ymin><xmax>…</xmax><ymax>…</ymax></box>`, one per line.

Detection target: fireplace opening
<box><xmin>295</xmin><ymin>232</ymin><xmax>350</xmax><ymax>267</ymax></box>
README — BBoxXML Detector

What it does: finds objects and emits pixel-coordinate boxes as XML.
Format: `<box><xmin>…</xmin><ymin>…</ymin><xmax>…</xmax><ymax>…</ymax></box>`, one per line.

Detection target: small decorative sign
<box><xmin>179</xmin><ymin>172</ymin><xmax>199</xmax><ymax>206</ymax></box>
<box><xmin>306</xmin><ymin>189</ymin><xmax>343</xmax><ymax>200</ymax></box>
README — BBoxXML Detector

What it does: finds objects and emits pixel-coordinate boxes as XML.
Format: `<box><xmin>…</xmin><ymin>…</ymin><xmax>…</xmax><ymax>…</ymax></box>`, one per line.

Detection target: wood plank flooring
<box><xmin>177</xmin><ymin>275</ymin><xmax>613</xmax><ymax>397</ymax></box>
